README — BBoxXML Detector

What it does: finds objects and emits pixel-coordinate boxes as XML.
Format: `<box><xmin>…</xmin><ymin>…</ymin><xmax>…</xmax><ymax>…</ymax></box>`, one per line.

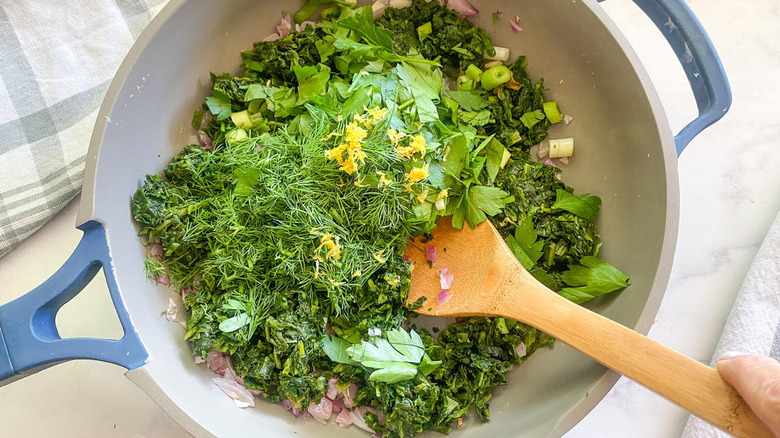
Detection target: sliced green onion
<box><xmin>456</xmin><ymin>75</ymin><xmax>474</xmax><ymax>91</ymax></box>
<box><xmin>480</xmin><ymin>65</ymin><xmax>511</xmax><ymax>90</ymax></box>
<box><xmin>230</xmin><ymin>110</ymin><xmax>253</xmax><ymax>129</ymax></box>
<box><xmin>225</xmin><ymin>128</ymin><xmax>248</xmax><ymax>146</ymax></box>
<box><xmin>293</xmin><ymin>0</ymin><xmax>320</xmax><ymax>24</ymax></box>
<box><xmin>417</xmin><ymin>22</ymin><xmax>432</xmax><ymax>41</ymax></box>
<box><xmin>549</xmin><ymin>137</ymin><xmax>574</xmax><ymax>158</ymax></box>
<box><xmin>543</xmin><ymin>101</ymin><xmax>563</xmax><ymax>124</ymax></box>
<box><xmin>465</xmin><ymin>64</ymin><xmax>483</xmax><ymax>81</ymax></box>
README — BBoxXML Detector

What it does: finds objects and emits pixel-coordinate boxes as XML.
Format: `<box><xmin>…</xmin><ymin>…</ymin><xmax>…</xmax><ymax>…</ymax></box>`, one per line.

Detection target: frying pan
<box><xmin>0</xmin><ymin>0</ymin><xmax>731</xmax><ymax>436</ymax></box>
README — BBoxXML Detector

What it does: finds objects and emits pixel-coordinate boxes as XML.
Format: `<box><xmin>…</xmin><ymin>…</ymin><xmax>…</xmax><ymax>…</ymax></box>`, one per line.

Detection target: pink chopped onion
<box><xmin>277</xmin><ymin>15</ymin><xmax>293</xmax><ymax>38</ymax></box>
<box><xmin>163</xmin><ymin>297</ymin><xmax>177</xmax><ymax>322</ymax></box>
<box><xmin>403</xmin><ymin>255</ymin><xmax>412</xmax><ymax>263</ymax></box>
<box><xmin>438</xmin><ymin>289</ymin><xmax>452</xmax><ymax>306</ymax></box>
<box><xmin>326</xmin><ymin>378</ymin><xmax>339</xmax><ymax>400</ymax></box>
<box><xmin>509</xmin><ymin>20</ymin><xmax>522</xmax><ymax>33</ymax></box>
<box><xmin>364</xmin><ymin>407</ymin><xmax>387</xmax><ymax>426</ymax></box>
<box><xmin>537</xmin><ymin>141</ymin><xmax>550</xmax><ymax>159</ymax></box>
<box><xmin>516</xmin><ymin>342</ymin><xmax>527</xmax><ymax>358</ymax></box>
<box><xmin>150</xmin><ymin>243</ymin><xmax>164</xmax><ymax>257</ymax></box>
<box><xmin>153</xmin><ymin>272</ymin><xmax>169</xmax><ymax>286</ymax></box>
<box><xmin>206</xmin><ymin>351</ymin><xmax>231</xmax><ymax>377</ymax></box>
<box><xmin>212</xmin><ymin>377</ymin><xmax>255</xmax><ymax>408</ymax></box>
<box><xmin>349</xmin><ymin>409</ymin><xmax>372</xmax><ymax>432</ymax></box>
<box><xmin>543</xmin><ymin>158</ymin><xmax>559</xmax><ymax>169</ymax></box>
<box><xmin>331</xmin><ymin>400</ymin><xmax>343</xmax><ymax>414</ymax></box>
<box><xmin>558</xmin><ymin>156</ymin><xmax>569</xmax><ymax>166</ymax></box>
<box><xmin>425</xmin><ymin>244</ymin><xmax>437</xmax><ymax>263</ymax></box>
<box><xmin>249</xmin><ymin>389</ymin><xmax>265</xmax><ymax>397</ymax></box>
<box><xmin>446</xmin><ymin>0</ymin><xmax>479</xmax><ymax>17</ymax></box>
<box><xmin>296</xmin><ymin>20</ymin><xmax>318</xmax><ymax>32</ymax></box>
<box><xmin>438</xmin><ymin>268</ymin><xmax>454</xmax><ymax>290</ymax></box>
<box><xmin>341</xmin><ymin>383</ymin><xmax>357</xmax><ymax>408</ymax></box>
<box><xmin>263</xmin><ymin>33</ymin><xmax>281</xmax><ymax>42</ymax></box>
<box><xmin>563</xmin><ymin>114</ymin><xmax>574</xmax><ymax>125</ymax></box>
<box><xmin>496</xmin><ymin>10</ymin><xmax>504</xmax><ymax>18</ymax></box>
<box><xmin>292</xmin><ymin>405</ymin><xmax>301</xmax><ymax>417</ymax></box>
<box><xmin>197</xmin><ymin>130</ymin><xmax>213</xmax><ymax>151</ymax></box>
<box><xmin>336</xmin><ymin>409</ymin><xmax>353</xmax><ymax>427</ymax></box>
<box><xmin>307</xmin><ymin>397</ymin><xmax>333</xmax><ymax>424</ymax></box>
<box><xmin>282</xmin><ymin>399</ymin><xmax>293</xmax><ymax>411</ymax></box>
<box><xmin>194</xmin><ymin>356</ymin><xmax>205</xmax><ymax>365</ymax></box>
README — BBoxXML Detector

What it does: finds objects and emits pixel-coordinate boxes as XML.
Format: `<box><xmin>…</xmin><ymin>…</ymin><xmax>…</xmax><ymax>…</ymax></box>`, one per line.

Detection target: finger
<box><xmin>717</xmin><ymin>354</ymin><xmax>780</xmax><ymax>437</ymax></box>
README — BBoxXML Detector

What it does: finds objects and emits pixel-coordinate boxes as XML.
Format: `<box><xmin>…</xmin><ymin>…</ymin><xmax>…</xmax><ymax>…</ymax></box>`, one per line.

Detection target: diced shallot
<box><xmin>263</xmin><ymin>33</ymin><xmax>280</xmax><ymax>42</ymax></box>
<box><xmin>282</xmin><ymin>399</ymin><xmax>293</xmax><ymax>411</ymax></box>
<box><xmin>194</xmin><ymin>356</ymin><xmax>205</xmax><ymax>365</ymax></box>
<box><xmin>342</xmin><ymin>383</ymin><xmax>358</xmax><ymax>408</ymax></box>
<box><xmin>277</xmin><ymin>15</ymin><xmax>293</xmax><ymax>38</ymax></box>
<box><xmin>163</xmin><ymin>297</ymin><xmax>177</xmax><ymax>322</ymax></box>
<box><xmin>510</xmin><ymin>19</ymin><xmax>522</xmax><ymax>33</ymax></box>
<box><xmin>516</xmin><ymin>342</ymin><xmax>527</xmax><ymax>358</ymax></box>
<box><xmin>438</xmin><ymin>289</ymin><xmax>452</xmax><ymax>306</ymax></box>
<box><xmin>388</xmin><ymin>0</ymin><xmax>412</xmax><ymax>7</ymax></box>
<box><xmin>307</xmin><ymin>398</ymin><xmax>333</xmax><ymax>424</ymax></box>
<box><xmin>197</xmin><ymin>130</ymin><xmax>213</xmax><ymax>151</ymax></box>
<box><xmin>403</xmin><ymin>255</ymin><xmax>412</xmax><ymax>263</ymax></box>
<box><xmin>558</xmin><ymin>156</ymin><xmax>570</xmax><ymax>165</ymax></box>
<box><xmin>563</xmin><ymin>114</ymin><xmax>574</xmax><ymax>125</ymax></box>
<box><xmin>446</xmin><ymin>0</ymin><xmax>479</xmax><ymax>17</ymax></box>
<box><xmin>537</xmin><ymin>140</ymin><xmax>550</xmax><ymax>159</ymax></box>
<box><xmin>206</xmin><ymin>351</ymin><xmax>231</xmax><ymax>377</ymax></box>
<box><xmin>372</xmin><ymin>0</ymin><xmax>390</xmax><ymax>19</ymax></box>
<box><xmin>336</xmin><ymin>409</ymin><xmax>353</xmax><ymax>427</ymax></box>
<box><xmin>438</xmin><ymin>268</ymin><xmax>454</xmax><ymax>290</ymax></box>
<box><xmin>425</xmin><ymin>244</ymin><xmax>437</xmax><ymax>263</ymax></box>
<box><xmin>326</xmin><ymin>378</ymin><xmax>339</xmax><ymax>400</ymax></box>
<box><xmin>150</xmin><ymin>243</ymin><xmax>164</xmax><ymax>257</ymax></box>
<box><xmin>349</xmin><ymin>409</ymin><xmax>372</xmax><ymax>432</ymax></box>
<box><xmin>212</xmin><ymin>377</ymin><xmax>255</xmax><ymax>408</ymax></box>
<box><xmin>153</xmin><ymin>272</ymin><xmax>169</xmax><ymax>286</ymax></box>
<box><xmin>364</xmin><ymin>407</ymin><xmax>387</xmax><ymax>426</ymax></box>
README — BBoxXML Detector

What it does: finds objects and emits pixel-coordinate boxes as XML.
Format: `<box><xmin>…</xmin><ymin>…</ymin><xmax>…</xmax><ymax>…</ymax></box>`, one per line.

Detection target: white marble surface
<box><xmin>1</xmin><ymin>0</ymin><xmax>779</xmax><ymax>437</ymax></box>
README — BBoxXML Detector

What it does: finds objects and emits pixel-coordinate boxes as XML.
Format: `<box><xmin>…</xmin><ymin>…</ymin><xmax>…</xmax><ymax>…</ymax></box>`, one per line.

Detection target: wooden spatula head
<box><xmin>404</xmin><ymin>218</ymin><xmax>526</xmax><ymax>318</ymax></box>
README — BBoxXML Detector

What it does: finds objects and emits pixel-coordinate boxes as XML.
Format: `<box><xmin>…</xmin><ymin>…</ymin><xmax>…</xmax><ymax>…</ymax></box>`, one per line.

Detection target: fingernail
<box><xmin>718</xmin><ymin>351</ymin><xmax>747</xmax><ymax>361</ymax></box>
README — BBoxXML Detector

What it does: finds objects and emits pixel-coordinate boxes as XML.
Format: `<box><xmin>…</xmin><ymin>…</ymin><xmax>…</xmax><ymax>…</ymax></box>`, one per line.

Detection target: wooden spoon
<box><xmin>404</xmin><ymin>218</ymin><xmax>773</xmax><ymax>438</ymax></box>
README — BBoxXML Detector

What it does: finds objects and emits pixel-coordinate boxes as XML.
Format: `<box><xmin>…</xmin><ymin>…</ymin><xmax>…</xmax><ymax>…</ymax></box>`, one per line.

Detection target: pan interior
<box><xmin>85</xmin><ymin>0</ymin><xmax>677</xmax><ymax>436</ymax></box>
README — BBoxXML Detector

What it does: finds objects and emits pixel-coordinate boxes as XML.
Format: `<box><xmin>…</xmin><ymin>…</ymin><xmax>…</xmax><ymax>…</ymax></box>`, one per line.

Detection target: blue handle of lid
<box><xmin>603</xmin><ymin>0</ymin><xmax>732</xmax><ymax>155</ymax></box>
<box><xmin>0</xmin><ymin>221</ymin><xmax>147</xmax><ymax>386</ymax></box>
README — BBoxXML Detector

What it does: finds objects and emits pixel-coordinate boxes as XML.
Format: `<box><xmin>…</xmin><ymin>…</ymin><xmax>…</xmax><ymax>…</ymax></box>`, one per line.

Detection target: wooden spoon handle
<box><xmin>496</xmin><ymin>268</ymin><xmax>773</xmax><ymax>438</ymax></box>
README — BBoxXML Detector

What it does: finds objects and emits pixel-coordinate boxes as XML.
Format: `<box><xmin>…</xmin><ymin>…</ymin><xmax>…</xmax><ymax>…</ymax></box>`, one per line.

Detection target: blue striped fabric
<box><xmin>0</xmin><ymin>0</ymin><xmax>168</xmax><ymax>258</ymax></box>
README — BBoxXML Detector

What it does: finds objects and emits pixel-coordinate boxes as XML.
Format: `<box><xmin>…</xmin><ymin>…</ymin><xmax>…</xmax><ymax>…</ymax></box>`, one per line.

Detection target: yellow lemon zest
<box><xmin>416</xmin><ymin>189</ymin><xmax>429</xmax><ymax>204</ymax></box>
<box><xmin>409</xmin><ymin>135</ymin><xmax>427</xmax><ymax>155</ymax></box>
<box><xmin>376</xmin><ymin>171</ymin><xmax>393</xmax><ymax>187</ymax></box>
<box><xmin>312</xmin><ymin>231</ymin><xmax>342</xmax><ymax>261</ymax></box>
<box><xmin>366</xmin><ymin>106</ymin><xmax>389</xmax><ymax>123</ymax></box>
<box><xmin>352</xmin><ymin>270</ymin><xmax>362</xmax><ymax>278</ymax></box>
<box><xmin>373</xmin><ymin>250</ymin><xmax>387</xmax><ymax>264</ymax></box>
<box><xmin>387</xmin><ymin>128</ymin><xmax>407</xmax><ymax>145</ymax></box>
<box><xmin>437</xmin><ymin>189</ymin><xmax>450</xmax><ymax>200</ymax></box>
<box><xmin>325</xmin><ymin>121</ymin><xmax>368</xmax><ymax>175</ymax></box>
<box><xmin>406</xmin><ymin>163</ymin><xmax>430</xmax><ymax>184</ymax></box>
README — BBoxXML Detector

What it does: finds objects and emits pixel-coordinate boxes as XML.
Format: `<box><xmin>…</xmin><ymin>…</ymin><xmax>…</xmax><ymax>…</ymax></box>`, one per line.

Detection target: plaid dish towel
<box><xmin>681</xmin><ymin>209</ymin><xmax>780</xmax><ymax>437</ymax></box>
<box><xmin>0</xmin><ymin>0</ymin><xmax>168</xmax><ymax>258</ymax></box>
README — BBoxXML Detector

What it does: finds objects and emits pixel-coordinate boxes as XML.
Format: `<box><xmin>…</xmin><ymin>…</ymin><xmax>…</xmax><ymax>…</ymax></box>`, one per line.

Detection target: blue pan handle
<box><xmin>0</xmin><ymin>221</ymin><xmax>147</xmax><ymax>386</ymax></box>
<box><xmin>608</xmin><ymin>0</ymin><xmax>732</xmax><ymax>155</ymax></box>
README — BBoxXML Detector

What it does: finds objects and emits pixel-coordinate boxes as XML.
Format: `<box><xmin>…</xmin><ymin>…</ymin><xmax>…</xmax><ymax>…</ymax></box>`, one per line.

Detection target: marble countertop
<box><xmin>1</xmin><ymin>0</ymin><xmax>779</xmax><ymax>437</ymax></box>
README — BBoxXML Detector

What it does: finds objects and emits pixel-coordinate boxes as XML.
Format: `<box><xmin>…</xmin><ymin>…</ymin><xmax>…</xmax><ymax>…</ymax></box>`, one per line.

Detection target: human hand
<box><xmin>717</xmin><ymin>353</ymin><xmax>780</xmax><ymax>437</ymax></box>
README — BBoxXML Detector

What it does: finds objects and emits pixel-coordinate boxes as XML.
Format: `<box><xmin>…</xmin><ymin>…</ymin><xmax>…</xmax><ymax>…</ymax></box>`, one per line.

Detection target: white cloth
<box><xmin>682</xmin><ymin>209</ymin><xmax>780</xmax><ymax>437</ymax></box>
<box><xmin>0</xmin><ymin>0</ymin><xmax>168</xmax><ymax>258</ymax></box>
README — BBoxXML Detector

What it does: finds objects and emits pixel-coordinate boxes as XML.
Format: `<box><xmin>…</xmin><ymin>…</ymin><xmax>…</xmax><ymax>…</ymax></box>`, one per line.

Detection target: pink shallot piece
<box><xmin>438</xmin><ymin>268</ymin><xmax>454</xmax><ymax>290</ymax></box>
<box><xmin>425</xmin><ymin>244</ymin><xmax>437</xmax><ymax>263</ymax></box>
<box><xmin>212</xmin><ymin>377</ymin><xmax>255</xmax><ymax>408</ymax></box>
<box><xmin>307</xmin><ymin>397</ymin><xmax>333</xmax><ymax>424</ymax></box>
<box><xmin>336</xmin><ymin>409</ymin><xmax>353</xmax><ymax>427</ymax></box>
<box><xmin>446</xmin><ymin>0</ymin><xmax>479</xmax><ymax>17</ymax></box>
<box><xmin>438</xmin><ymin>289</ymin><xmax>452</xmax><ymax>306</ymax></box>
<box><xmin>277</xmin><ymin>15</ymin><xmax>293</xmax><ymax>38</ymax></box>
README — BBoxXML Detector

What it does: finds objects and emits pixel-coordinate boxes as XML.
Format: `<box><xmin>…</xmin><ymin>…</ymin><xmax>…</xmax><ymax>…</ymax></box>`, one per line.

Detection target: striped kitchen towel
<box><xmin>681</xmin><ymin>209</ymin><xmax>780</xmax><ymax>437</ymax></box>
<box><xmin>0</xmin><ymin>0</ymin><xmax>168</xmax><ymax>258</ymax></box>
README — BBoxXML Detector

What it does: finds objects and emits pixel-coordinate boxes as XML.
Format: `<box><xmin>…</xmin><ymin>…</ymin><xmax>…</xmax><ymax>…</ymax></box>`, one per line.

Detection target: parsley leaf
<box><xmin>343</xmin><ymin>329</ymin><xmax>440</xmax><ymax>383</ymax></box>
<box><xmin>465</xmin><ymin>185</ymin><xmax>508</xmax><ymax>228</ymax></box>
<box><xmin>519</xmin><ymin>109</ymin><xmax>545</xmax><ymax>129</ymax></box>
<box><xmin>294</xmin><ymin>65</ymin><xmax>331</xmax><ymax>103</ymax></box>
<box><xmin>446</xmin><ymin>90</ymin><xmax>488</xmax><ymax>111</ymax></box>
<box><xmin>484</xmin><ymin>138</ymin><xmax>505</xmax><ymax>184</ymax></box>
<box><xmin>205</xmin><ymin>87</ymin><xmax>232</xmax><ymax>121</ymax></box>
<box><xmin>559</xmin><ymin>256</ymin><xmax>630</xmax><ymax>303</ymax></box>
<box><xmin>338</xmin><ymin>16</ymin><xmax>394</xmax><ymax>52</ymax></box>
<box><xmin>552</xmin><ymin>189</ymin><xmax>602</xmax><ymax>220</ymax></box>
<box><xmin>505</xmin><ymin>216</ymin><xmax>544</xmax><ymax>269</ymax></box>
<box><xmin>395</xmin><ymin>61</ymin><xmax>443</xmax><ymax>122</ymax></box>
<box><xmin>233</xmin><ymin>167</ymin><xmax>261</xmax><ymax>197</ymax></box>
<box><xmin>460</xmin><ymin>109</ymin><xmax>491</xmax><ymax>126</ymax></box>
<box><xmin>322</xmin><ymin>335</ymin><xmax>359</xmax><ymax>365</ymax></box>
